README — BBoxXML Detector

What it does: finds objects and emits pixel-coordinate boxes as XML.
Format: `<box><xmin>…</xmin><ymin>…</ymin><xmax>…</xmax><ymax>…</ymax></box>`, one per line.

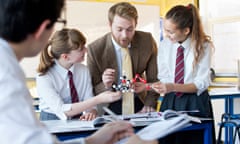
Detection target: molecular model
<box><xmin>112</xmin><ymin>74</ymin><xmax>148</xmax><ymax>93</ymax></box>
<box><xmin>132</xmin><ymin>74</ymin><xmax>147</xmax><ymax>83</ymax></box>
<box><xmin>112</xmin><ymin>75</ymin><xmax>133</xmax><ymax>93</ymax></box>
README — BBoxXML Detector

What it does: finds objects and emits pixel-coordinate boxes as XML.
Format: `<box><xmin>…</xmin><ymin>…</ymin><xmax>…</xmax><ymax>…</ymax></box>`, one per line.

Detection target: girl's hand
<box><xmin>80</xmin><ymin>109</ymin><xmax>97</xmax><ymax>121</ymax></box>
<box><xmin>98</xmin><ymin>91</ymin><xmax>121</xmax><ymax>103</ymax></box>
<box><xmin>151</xmin><ymin>82</ymin><xmax>166</xmax><ymax>95</ymax></box>
<box><xmin>152</xmin><ymin>82</ymin><xmax>174</xmax><ymax>95</ymax></box>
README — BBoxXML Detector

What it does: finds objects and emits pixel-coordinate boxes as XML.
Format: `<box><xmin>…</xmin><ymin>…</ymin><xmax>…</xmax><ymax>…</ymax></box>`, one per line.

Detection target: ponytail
<box><xmin>189</xmin><ymin>4</ymin><xmax>213</xmax><ymax>70</ymax></box>
<box><xmin>36</xmin><ymin>28</ymin><xmax>87</xmax><ymax>75</ymax></box>
<box><xmin>166</xmin><ymin>4</ymin><xmax>213</xmax><ymax>71</ymax></box>
<box><xmin>37</xmin><ymin>41</ymin><xmax>55</xmax><ymax>75</ymax></box>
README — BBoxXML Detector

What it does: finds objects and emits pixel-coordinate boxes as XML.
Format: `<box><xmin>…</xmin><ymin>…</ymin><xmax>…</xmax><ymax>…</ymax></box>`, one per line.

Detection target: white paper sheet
<box><xmin>116</xmin><ymin>115</ymin><xmax>191</xmax><ymax>144</ymax></box>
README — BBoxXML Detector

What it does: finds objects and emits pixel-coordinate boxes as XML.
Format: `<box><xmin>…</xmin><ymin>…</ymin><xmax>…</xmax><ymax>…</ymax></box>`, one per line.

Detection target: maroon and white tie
<box><xmin>174</xmin><ymin>46</ymin><xmax>184</xmax><ymax>97</ymax></box>
<box><xmin>68</xmin><ymin>71</ymin><xmax>79</xmax><ymax>103</ymax></box>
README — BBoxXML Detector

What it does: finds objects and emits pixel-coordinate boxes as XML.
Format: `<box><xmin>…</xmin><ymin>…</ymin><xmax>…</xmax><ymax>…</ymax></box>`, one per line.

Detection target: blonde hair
<box><xmin>37</xmin><ymin>28</ymin><xmax>86</xmax><ymax>75</ymax></box>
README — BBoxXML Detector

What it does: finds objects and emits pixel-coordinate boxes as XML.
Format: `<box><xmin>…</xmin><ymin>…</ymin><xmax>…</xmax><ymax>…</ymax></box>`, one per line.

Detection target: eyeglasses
<box><xmin>55</xmin><ymin>18</ymin><xmax>67</xmax><ymax>30</ymax></box>
<box><xmin>57</xmin><ymin>18</ymin><xmax>67</xmax><ymax>26</ymax></box>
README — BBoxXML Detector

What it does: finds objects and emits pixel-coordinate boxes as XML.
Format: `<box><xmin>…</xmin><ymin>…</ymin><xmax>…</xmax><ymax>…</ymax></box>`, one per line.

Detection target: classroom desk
<box><xmin>42</xmin><ymin>119</ymin><xmax>213</xmax><ymax>144</ymax></box>
<box><xmin>158</xmin><ymin>87</ymin><xmax>240</xmax><ymax>144</ymax></box>
<box><xmin>209</xmin><ymin>87</ymin><xmax>240</xmax><ymax>144</ymax></box>
<box><xmin>42</xmin><ymin>119</ymin><xmax>152</xmax><ymax>141</ymax></box>
<box><xmin>181</xmin><ymin>122</ymin><xmax>213</xmax><ymax>144</ymax></box>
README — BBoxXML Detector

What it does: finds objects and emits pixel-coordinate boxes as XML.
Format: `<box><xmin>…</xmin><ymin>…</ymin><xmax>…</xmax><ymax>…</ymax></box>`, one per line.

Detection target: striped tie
<box><xmin>174</xmin><ymin>46</ymin><xmax>184</xmax><ymax>97</ymax></box>
<box><xmin>68</xmin><ymin>71</ymin><xmax>79</xmax><ymax>103</ymax></box>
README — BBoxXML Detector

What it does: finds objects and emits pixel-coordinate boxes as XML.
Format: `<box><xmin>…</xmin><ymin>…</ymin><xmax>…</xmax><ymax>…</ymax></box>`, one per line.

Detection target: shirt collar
<box><xmin>175</xmin><ymin>37</ymin><xmax>191</xmax><ymax>50</ymax></box>
<box><xmin>111</xmin><ymin>36</ymin><xmax>131</xmax><ymax>51</ymax></box>
<box><xmin>181</xmin><ymin>37</ymin><xmax>191</xmax><ymax>50</ymax></box>
<box><xmin>54</xmin><ymin>60</ymin><xmax>75</xmax><ymax>79</ymax></box>
<box><xmin>0</xmin><ymin>38</ymin><xmax>17</xmax><ymax>59</ymax></box>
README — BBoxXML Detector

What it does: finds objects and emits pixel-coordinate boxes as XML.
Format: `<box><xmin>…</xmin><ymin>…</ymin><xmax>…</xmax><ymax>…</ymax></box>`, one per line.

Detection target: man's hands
<box><xmin>132</xmin><ymin>82</ymin><xmax>146</xmax><ymax>93</ymax></box>
<box><xmin>102</xmin><ymin>68</ymin><xmax>115</xmax><ymax>89</ymax></box>
<box><xmin>132</xmin><ymin>80</ymin><xmax>175</xmax><ymax>96</ymax></box>
<box><xmin>138</xmin><ymin>106</ymin><xmax>156</xmax><ymax>113</ymax></box>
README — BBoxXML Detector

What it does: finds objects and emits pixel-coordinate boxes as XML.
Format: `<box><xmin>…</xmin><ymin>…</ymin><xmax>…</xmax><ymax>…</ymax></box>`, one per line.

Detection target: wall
<box><xmin>74</xmin><ymin>0</ymin><xmax>197</xmax><ymax>16</ymax></box>
<box><xmin>159</xmin><ymin>0</ymin><xmax>198</xmax><ymax>16</ymax></box>
<box><xmin>20</xmin><ymin>0</ymin><xmax>160</xmax><ymax>78</ymax></box>
<box><xmin>200</xmin><ymin>0</ymin><xmax>240</xmax><ymax>140</ymax></box>
<box><xmin>200</xmin><ymin>0</ymin><xmax>240</xmax><ymax>74</ymax></box>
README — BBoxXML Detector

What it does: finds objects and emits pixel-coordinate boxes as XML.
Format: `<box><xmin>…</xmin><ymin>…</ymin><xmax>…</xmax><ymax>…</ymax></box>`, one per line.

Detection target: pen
<box><xmin>102</xmin><ymin>106</ymin><xmax>121</xmax><ymax>121</ymax></box>
<box><xmin>123</xmin><ymin>116</ymin><xmax>150</xmax><ymax>120</ymax></box>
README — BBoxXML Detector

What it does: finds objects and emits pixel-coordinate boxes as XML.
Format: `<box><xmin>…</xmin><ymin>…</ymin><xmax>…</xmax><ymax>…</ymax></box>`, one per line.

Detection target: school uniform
<box><xmin>0</xmin><ymin>38</ymin><xmax>55</xmax><ymax>143</ymax></box>
<box><xmin>157</xmin><ymin>37</ymin><xmax>216</xmax><ymax>144</ymax></box>
<box><xmin>36</xmin><ymin>60</ymin><xmax>96</xmax><ymax>120</ymax></box>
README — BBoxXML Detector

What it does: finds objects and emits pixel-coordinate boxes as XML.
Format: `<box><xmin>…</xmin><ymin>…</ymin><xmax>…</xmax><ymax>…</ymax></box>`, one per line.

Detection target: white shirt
<box><xmin>36</xmin><ymin>60</ymin><xmax>95</xmax><ymax>120</ymax></box>
<box><xmin>0</xmin><ymin>38</ymin><xmax>54</xmax><ymax>144</ymax></box>
<box><xmin>157</xmin><ymin>37</ymin><xmax>211</xmax><ymax>95</ymax></box>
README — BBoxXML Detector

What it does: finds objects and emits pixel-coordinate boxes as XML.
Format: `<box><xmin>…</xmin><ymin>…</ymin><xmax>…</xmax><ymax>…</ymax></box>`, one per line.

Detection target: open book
<box><xmin>42</xmin><ymin>109</ymin><xmax>204</xmax><ymax>134</ymax></box>
<box><xmin>83</xmin><ymin>116</ymin><xmax>115</xmax><ymax>127</ymax></box>
<box><xmin>116</xmin><ymin>109</ymin><xmax>208</xmax><ymax>144</ymax></box>
<box><xmin>122</xmin><ymin>112</ymin><xmax>162</xmax><ymax>122</ymax></box>
<box><xmin>116</xmin><ymin>114</ymin><xmax>192</xmax><ymax>144</ymax></box>
<box><xmin>121</xmin><ymin>109</ymin><xmax>201</xmax><ymax>123</ymax></box>
<box><xmin>159</xmin><ymin>109</ymin><xmax>201</xmax><ymax>123</ymax></box>
<box><xmin>42</xmin><ymin>116</ymin><xmax>115</xmax><ymax>133</ymax></box>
